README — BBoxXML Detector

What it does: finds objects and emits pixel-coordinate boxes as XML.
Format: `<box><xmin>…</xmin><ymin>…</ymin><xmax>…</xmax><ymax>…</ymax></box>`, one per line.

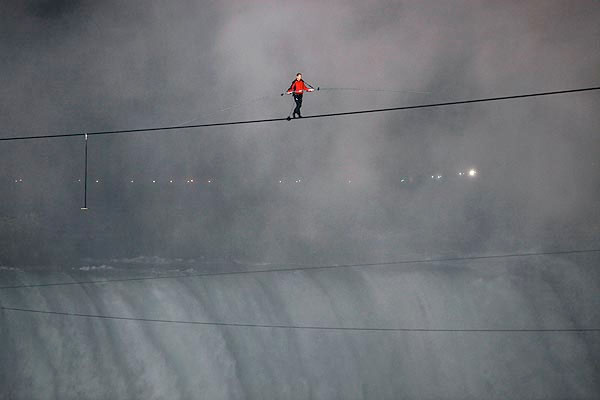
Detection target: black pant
<box><xmin>293</xmin><ymin>94</ymin><xmax>303</xmax><ymax>117</ymax></box>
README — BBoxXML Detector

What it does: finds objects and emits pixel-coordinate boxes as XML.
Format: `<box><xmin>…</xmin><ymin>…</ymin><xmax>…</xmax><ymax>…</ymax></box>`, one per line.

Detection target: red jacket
<box><xmin>287</xmin><ymin>79</ymin><xmax>314</xmax><ymax>95</ymax></box>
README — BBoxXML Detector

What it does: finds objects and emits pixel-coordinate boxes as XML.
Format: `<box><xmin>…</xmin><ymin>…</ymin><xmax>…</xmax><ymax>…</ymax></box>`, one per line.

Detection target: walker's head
<box><xmin>296</xmin><ymin>73</ymin><xmax>302</xmax><ymax>81</ymax></box>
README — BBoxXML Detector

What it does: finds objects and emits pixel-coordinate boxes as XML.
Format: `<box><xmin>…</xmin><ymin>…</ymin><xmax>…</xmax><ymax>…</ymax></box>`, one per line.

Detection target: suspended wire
<box><xmin>1</xmin><ymin>306</ymin><xmax>598</xmax><ymax>332</ymax></box>
<box><xmin>1</xmin><ymin>248</ymin><xmax>598</xmax><ymax>291</ymax></box>
<box><xmin>82</xmin><ymin>134</ymin><xmax>88</xmax><ymax>210</ymax></box>
<box><xmin>1</xmin><ymin>86</ymin><xmax>598</xmax><ymax>142</ymax></box>
<box><xmin>2</xmin><ymin>248</ymin><xmax>599</xmax><ymax>332</ymax></box>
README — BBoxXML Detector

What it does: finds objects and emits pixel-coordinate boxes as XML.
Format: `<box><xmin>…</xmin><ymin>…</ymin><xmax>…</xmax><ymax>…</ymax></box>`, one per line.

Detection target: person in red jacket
<box><xmin>286</xmin><ymin>73</ymin><xmax>314</xmax><ymax>118</ymax></box>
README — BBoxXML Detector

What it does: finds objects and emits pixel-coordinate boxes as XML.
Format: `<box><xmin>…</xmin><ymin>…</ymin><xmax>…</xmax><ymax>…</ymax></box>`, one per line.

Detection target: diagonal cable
<box><xmin>1</xmin><ymin>248</ymin><xmax>598</xmax><ymax>291</ymax></box>
<box><xmin>1</xmin><ymin>86</ymin><xmax>598</xmax><ymax>142</ymax></box>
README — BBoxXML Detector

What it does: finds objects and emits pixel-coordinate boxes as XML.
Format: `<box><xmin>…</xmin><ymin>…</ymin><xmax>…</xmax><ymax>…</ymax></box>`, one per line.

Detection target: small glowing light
<box><xmin>458</xmin><ymin>172</ymin><xmax>463</xmax><ymax>176</ymax></box>
<box><xmin>95</xmin><ymin>180</ymin><xmax>99</xmax><ymax>183</ymax></box>
<box><xmin>78</xmin><ymin>179</ymin><xmax>81</xmax><ymax>182</ymax></box>
<box><xmin>169</xmin><ymin>180</ymin><xmax>173</xmax><ymax>183</ymax></box>
<box><xmin>190</xmin><ymin>179</ymin><xmax>194</xmax><ymax>183</ymax></box>
<box><xmin>19</xmin><ymin>179</ymin><xmax>23</xmax><ymax>182</ymax></box>
<box><xmin>131</xmin><ymin>180</ymin><xmax>134</xmax><ymax>183</ymax></box>
<box><xmin>401</xmin><ymin>179</ymin><xmax>405</xmax><ymax>182</ymax></box>
<box><xmin>469</xmin><ymin>169</ymin><xmax>477</xmax><ymax>177</ymax></box>
<box><xmin>208</xmin><ymin>180</ymin><xmax>212</xmax><ymax>183</ymax></box>
<box><xmin>152</xmin><ymin>180</ymin><xmax>156</xmax><ymax>183</ymax></box>
<box><xmin>14</xmin><ymin>180</ymin><xmax>18</xmax><ymax>183</ymax></box>
<box><xmin>279</xmin><ymin>180</ymin><xmax>282</xmax><ymax>183</ymax></box>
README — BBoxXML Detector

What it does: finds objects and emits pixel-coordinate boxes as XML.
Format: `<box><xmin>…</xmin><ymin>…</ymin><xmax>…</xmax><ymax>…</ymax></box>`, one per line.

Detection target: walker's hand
<box><xmin>308</xmin><ymin>88</ymin><xmax>315</xmax><ymax>92</ymax></box>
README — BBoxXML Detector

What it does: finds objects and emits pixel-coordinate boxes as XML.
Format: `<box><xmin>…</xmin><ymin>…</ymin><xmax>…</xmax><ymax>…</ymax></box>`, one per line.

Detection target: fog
<box><xmin>1</xmin><ymin>1</ymin><xmax>599</xmax><ymax>399</ymax></box>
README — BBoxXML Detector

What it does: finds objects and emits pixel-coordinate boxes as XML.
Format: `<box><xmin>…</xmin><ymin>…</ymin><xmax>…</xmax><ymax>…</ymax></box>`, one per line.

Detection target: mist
<box><xmin>1</xmin><ymin>1</ymin><xmax>599</xmax><ymax>399</ymax></box>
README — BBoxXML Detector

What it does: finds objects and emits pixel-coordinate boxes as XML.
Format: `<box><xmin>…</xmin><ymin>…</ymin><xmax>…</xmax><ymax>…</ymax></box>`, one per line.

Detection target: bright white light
<box><xmin>401</xmin><ymin>179</ymin><xmax>405</xmax><ymax>182</ymax></box>
<box><xmin>208</xmin><ymin>180</ymin><xmax>212</xmax><ymax>183</ymax></box>
<box><xmin>131</xmin><ymin>180</ymin><xmax>134</xmax><ymax>183</ymax></box>
<box><xmin>458</xmin><ymin>172</ymin><xmax>463</xmax><ymax>176</ymax></box>
<box><xmin>152</xmin><ymin>180</ymin><xmax>156</xmax><ymax>183</ymax></box>
<box><xmin>169</xmin><ymin>180</ymin><xmax>173</xmax><ymax>183</ymax></box>
<box><xmin>437</xmin><ymin>175</ymin><xmax>442</xmax><ymax>179</ymax></box>
<box><xmin>190</xmin><ymin>179</ymin><xmax>194</xmax><ymax>183</ymax></box>
<box><xmin>95</xmin><ymin>180</ymin><xmax>99</xmax><ymax>183</ymax></box>
<box><xmin>279</xmin><ymin>180</ymin><xmax>282</xmax><ymax>183</ymax></box>
<box><xmin>431</xmin><ymin>175</ymin><xmax>435</xmax><ymax>179</ymax></box>
<box><xmin>469</xmin><ymin>169</ymin><xmax>477</xmax><ymax>177</ymax></box>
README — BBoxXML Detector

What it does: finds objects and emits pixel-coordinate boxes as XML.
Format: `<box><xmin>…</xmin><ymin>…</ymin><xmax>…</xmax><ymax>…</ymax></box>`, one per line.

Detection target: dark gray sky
<box><xmin>2</xmin><ymin>3</ymin><xmax>600</xmax><ymax>399</ymax></box>
<box><xmin>1</xmin><ymin>0</ymin><xmax>599</xmax><ymax>264</ymax></box>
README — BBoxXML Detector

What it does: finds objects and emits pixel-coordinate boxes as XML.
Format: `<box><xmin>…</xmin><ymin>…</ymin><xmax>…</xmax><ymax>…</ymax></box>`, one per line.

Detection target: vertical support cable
<box><xmin>81</xmin><ymin>133</ymin><xmax>88</xmax><ymax>210</ymax></box>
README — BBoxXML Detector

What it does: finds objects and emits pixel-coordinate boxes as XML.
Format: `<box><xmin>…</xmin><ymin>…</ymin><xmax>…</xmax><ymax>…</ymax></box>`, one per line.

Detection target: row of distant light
<box><xmin>89</xmin><ymin>178</ymin><xmax>214</xmax><ymax>184</ymax></box>
<box><xmin>431</xmin><ymin>168</ymin><xmax>478</xmax><ymax>179</ymax></box>
<box><xmin>398</xmin><ymin>168</ymin><xmax>477</xmax><ymax>182</ymax></box>
<box><xmin>10</xmin><ymin>170</ymin><xmax>478</xmax><ymax>184</ymax></box>
<box><xmin>9</xmin><ymin>178</ymin><xmax>212</xmax><ymax>184</ymax></box>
